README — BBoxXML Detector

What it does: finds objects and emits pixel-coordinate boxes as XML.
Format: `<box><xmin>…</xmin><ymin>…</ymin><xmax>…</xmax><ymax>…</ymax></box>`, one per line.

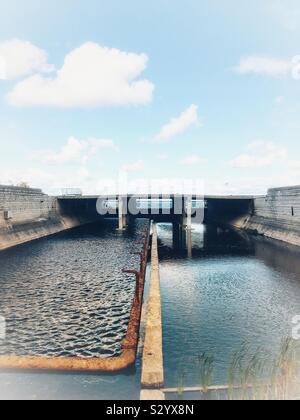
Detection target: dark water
<box><xmin>0</xmin><ymin>219</ymin><xmax>150</xmax><ymax>400</ymax></box>
<box><xmin>0</xmin><ymin>219</ymin><xmax>149</xmax><ymax>358</ymax></box>
<box><xmin>158</xmin><ymin>224</ymin><xmax>300</xmax><ymax>388</ymax></box>
<box><xmin>0</xmin><ymin>221</ymin><xmax>300</xmax><ymax>399</ymax></box>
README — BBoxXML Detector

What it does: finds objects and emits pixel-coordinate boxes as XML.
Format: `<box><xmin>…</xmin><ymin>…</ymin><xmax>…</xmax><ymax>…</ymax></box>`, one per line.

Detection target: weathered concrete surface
<box><xmin>140</xmin><ymin>390</ymin><xmax>165</xmax><ymax>401</ymax></box>
<box><xmin>0</xmin><ymin>185</ymin><xmax>101</xmax><ymax>251</ymax></box>
<box><xmin>205</xmin><ymin>186</ymin><xmax>300</xmax><ymax>248</ymax></box>
<box><xmin>232</xmin><ymin>186</ymin><xmax>300</xmax><ymax>247</ymax></box>
<box><xmin>2</xmin><ymin>183</ymin><xmax>300</xmax><ymax>250</ymax></box>
<box><xmin>0</xmin><ymin>214</ymin><xmax>99</xmax><ymax>251</ymax></box>
<box><xmin>141</xmin><ymin>224</ymin><xmax>164</xmax><ymax>388</ymax></box>
<box><xmin>0</xmin><ymin>185</ymin><xmax>55</xmax><ymax>226</ymax></box>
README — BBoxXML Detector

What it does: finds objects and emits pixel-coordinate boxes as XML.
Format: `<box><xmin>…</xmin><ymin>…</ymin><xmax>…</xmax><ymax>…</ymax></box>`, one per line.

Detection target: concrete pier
<box><xmin>118</xmin><ymin>196</ymin><xmax>127</xmax><ymax>231</ymax></box>
<box><xmin>141</xmin><ymin>224</ymin><xmax>164</xmax><ymax>388</ymax></box>
<box><xmin>181</xmin><ymin>195</ymin><xmax>192</xmax><ymax>230</ymax></box>
<box><xmin>186</xmin><ymin>195</ymin><xmax>192</xmax><ymax>230</ymax></box>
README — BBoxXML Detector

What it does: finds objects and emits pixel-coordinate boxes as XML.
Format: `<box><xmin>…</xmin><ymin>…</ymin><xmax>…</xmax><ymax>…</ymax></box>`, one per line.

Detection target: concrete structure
<box><xmin>118</xmin><ymin>196</ymin><xmax>128</xmax><ymax>231</ymax></box>
<box><xmin>140</xmin><ymin>390</ymin><xmax>165</xmax><ymax>400</ymax></box>
<box><xmin>0</xmin><ymin>185</ymin><xmax>56</xmax><ymax>225</ymax></box>
<box><xmin>230</xmin><ymin>186</ymin><xmax>300</xmax><ymax>247</ymax></box>
<box><xmin>2</xmin><ymin>184</ymin><xmax>300</xmax><ymax>377</ymax></box>
<box><xmin>1</xmin><ymin>184</ymin><xmax>300</xmax><ymax>251</ymax></box>
<box><xmin>141</xmin><ymin>224</ymin><xmax>164</xmax><ymax>388</ymax></box>
<box><xmin>0</xmin><ymin>185</ymin><xmax>103</xmax><ymax>251</ymax></box>
<box><xmin>181</xmin><ymin>195</ymin><xmax>193</xmax><ymax>230</ymax></box>
<box><xmin>62</xmin><ymin>193</ymin><xmax>253</xmax><ymax>227</ymax></box>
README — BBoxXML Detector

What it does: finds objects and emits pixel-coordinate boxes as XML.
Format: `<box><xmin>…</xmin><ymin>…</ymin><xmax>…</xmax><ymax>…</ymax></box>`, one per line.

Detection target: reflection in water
<box><xmin>158</xmin><ymin>223</ymin><xmax>300</xmax><ymax>387</ymax></box>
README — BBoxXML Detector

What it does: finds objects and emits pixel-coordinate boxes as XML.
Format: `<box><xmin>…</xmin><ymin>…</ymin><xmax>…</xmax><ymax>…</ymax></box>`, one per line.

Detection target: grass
<box><xmin>173</xmin><ymin>337</ymin><xmax>300</xmax><ymax>400</ymax></box>
<box><xmin>198</xmin><ymin>353</ymin><xmax>214</xmax><ymax>395</ymax></box>
<box><xmin>176</xmin><ymin>369</ymin><xmax>186</xmax><ymax>398</ymax></box>
<box><xmin>227</xmin><ymin>337</ymin><xmax>300</xmax><ymax>400</ymax></box>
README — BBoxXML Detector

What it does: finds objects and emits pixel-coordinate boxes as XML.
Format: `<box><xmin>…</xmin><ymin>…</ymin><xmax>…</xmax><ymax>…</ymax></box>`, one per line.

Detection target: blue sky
<box><xmin>0</xmin><ymin>0</ymin><xmax>300</xmax><ymax>195</ymax></box>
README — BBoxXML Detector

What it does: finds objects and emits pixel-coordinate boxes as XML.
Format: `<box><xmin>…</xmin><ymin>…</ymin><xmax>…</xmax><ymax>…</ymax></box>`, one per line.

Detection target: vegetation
<box><xmin>176</xmin><ymin>369</ymin><xmax>186</xmax><ymax>398</ymax></box>
<box><xmin>175</xmin><ymin>337</ymin><xmax>300</xmax><ymax>400</ymax></box>
<box><xmin>198</xmin><ymin>353</ymin><xmax>214</xmax><ymax>395</ymax></box>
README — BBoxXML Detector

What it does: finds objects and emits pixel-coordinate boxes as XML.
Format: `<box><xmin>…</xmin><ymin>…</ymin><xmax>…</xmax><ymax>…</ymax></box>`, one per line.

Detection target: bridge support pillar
<box><xmin>172</xmin><ymin>223</ymin><xmax>181</xmax><ymax>250</ymax></box>
<box><xmin>186</xmin><ymin>228</ymin><xmax>192</xmax><ymax>258</ymax></box>
<box><xmin>118</xmin><ymin>196</ymin><xmax>128</xmax><ymax>231</ymax></box>
<box><xmin>181</xmin><ymin>196</ymin><xmax>192</xmax><ymax>230</ymax></box>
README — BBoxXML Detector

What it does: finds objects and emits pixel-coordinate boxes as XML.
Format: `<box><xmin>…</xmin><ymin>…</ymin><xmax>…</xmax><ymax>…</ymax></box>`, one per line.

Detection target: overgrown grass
<box><xmin>175</xmin><ymin>337</ymin><xmax>300</xmax><ymax>400</ymax></box>
<box><xmin>176</xmin><ymin>369</ymin><xmax>186</xmax><ymax>398</ymax></box>
<box><xmin>198</xmin><ymin>353</ymin><xmax>214</xmax><ymax>398</ymax></box>
<box><xmin>227</xmin><ymin>337</ymin><xmax>300</xmax><ymax>400</ymax></box>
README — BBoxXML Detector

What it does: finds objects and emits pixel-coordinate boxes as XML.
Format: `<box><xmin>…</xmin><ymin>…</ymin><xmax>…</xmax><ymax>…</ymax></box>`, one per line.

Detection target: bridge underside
<box><xmin>58</xmin><ymin>195</ymin><xmax>254</xmax><ymax>228</ymax></box>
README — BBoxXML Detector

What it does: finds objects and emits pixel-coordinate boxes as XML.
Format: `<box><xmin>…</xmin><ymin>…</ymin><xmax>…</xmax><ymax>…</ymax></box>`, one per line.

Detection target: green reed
<box><xmin>175</xmin><ymin>337</ymin><xmax>300</xmax><ymax>400</ymax></box>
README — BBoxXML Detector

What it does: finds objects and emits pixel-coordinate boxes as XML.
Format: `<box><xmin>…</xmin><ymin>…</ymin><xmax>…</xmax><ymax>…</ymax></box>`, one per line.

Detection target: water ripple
<box><xmin>0</xmin><ymin>219</ymin><xmax>148</xmax><ymax>359</ymax></box>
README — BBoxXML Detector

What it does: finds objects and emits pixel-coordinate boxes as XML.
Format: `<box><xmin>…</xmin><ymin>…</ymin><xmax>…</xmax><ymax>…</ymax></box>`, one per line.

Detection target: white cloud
<box><xmin>7</xmin><ymin>42</ymin><xmax>154</xmax><ymax>108</ymax></box>
<box><xmin>32</xmin><ymin>136</ymin><xmax>118</xmax><ymax>165</ymax></box>
<box><xmin>180</xmin><ymin>155</ymin><xmax>204</xmax><ymax>166</ymax></box>
<box><xmin>230</xmin><ymin>141</ymin><xmax>288</xmax><ymax>169</ymax></box>
<box><xmin>0</xmin><ymin>39</ymin><xmax>54</xmax><ymax>81</ymax></box>
<box><xmin>234</xmin><ymin>56</ymin><xmax>291</xmax><ymax>77</ymax></box>
<box><xmin>122</xmin><ymin>160</ymin><xmax>145</xmax><ymax>172</ymax></box>
<box><xmin>154</xmin><ymin>105</ymin><xmax>200</xmax><ymax>143</ymax></box>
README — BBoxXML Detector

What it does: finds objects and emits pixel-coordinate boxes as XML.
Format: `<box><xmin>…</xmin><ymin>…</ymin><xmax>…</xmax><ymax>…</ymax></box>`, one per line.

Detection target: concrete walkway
<box><xmin>141</xmin><ymin>224</ymin><xmax>164</xmax><ymax>390</ymax></box>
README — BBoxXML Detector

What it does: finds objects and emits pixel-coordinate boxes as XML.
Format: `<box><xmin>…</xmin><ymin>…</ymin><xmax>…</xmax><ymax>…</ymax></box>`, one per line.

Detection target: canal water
<box><xmin>0</xmin><ymin>219</ymin><xmax>148</xmax><ymax>399</ymax></box>
<box><xmin>0</xmin><ymin>220</ymin><xmax>300</xmax><ymax>399</ymax></box>
<box><xmin>0</xmin><ymin>219</ymin><xmax>151</xmax><ymax>359</ymax></box>
<box><xmin>158</xmin><ymin>223</ymin><xmax>300</xmax><ymax>390</ymax></box>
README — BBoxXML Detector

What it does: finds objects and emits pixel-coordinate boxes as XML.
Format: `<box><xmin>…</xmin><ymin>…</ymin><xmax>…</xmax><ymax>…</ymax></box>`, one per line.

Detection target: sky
<box><xmin>0</xmin><ymin>0</ymin><xmax>300</xmax><ymax>195</ymax></box>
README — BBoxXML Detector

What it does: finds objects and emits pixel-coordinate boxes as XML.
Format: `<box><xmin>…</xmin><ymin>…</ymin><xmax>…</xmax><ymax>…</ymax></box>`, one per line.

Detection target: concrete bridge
<box><xmin>58</xmin><ymin>194</ymin><xmax>254</xmax><ymax>231</ymax></box>
<box><xmin>4</xmin><ymin>183</ymin><xmax>300</xmax><ymax>250</ymax></box>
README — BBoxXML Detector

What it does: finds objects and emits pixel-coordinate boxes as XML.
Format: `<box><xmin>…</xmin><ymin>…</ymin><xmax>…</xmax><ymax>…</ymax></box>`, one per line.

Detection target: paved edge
<box><xmin>141</xmin><ymin>224</ymin><xmax>164</xmax><ymax>388</ymax></box>
<box><xmin>140</xmin><ymin>390</ymin><xmax>165</xmax><ymax>401</ymax></box>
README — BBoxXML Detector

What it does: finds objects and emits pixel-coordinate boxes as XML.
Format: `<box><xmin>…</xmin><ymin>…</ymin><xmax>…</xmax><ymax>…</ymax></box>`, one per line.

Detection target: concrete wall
<box><xmin>0</xmin><ymin>185</ymin><xmax>99</xmax><ymax>251</ymax></box>
<box><xmin>233</xmin><ymin>186</ymin><xmax>300</xmax><ymax>247</ymax></box>
<box><xmin>0</xmin><ymin>185</ymin><xmax>56</xmax><ymax>226</ymax></box>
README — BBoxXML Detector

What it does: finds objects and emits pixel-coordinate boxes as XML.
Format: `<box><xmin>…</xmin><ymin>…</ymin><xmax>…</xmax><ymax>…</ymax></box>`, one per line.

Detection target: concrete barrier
<box><xmin>0</xmin><ymin>185</ymin><xmax>103</xmax><ymax>251</ymax></box>
<box><xmin>140</xmin><ymin>390</ymin><xmax>165</xmax><ymax>400</ymax></box>
<box><xmin>232</xmin><ymin>186</ymin><xmax>300</xmax><ymax>247</ymax></box>
<box><xmin>141</xmin><ymin>224</ymin><xmax>164</xmax><ymax>388</ymax></box>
